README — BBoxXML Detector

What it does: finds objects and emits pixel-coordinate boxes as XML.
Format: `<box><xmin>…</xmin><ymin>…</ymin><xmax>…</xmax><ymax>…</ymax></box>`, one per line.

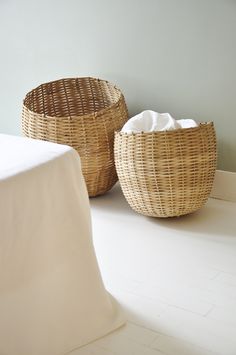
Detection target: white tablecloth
<box><xmin>0</xmin><ymin>134</ymin><xmax>124</xmax><ymax>355</ymax></box>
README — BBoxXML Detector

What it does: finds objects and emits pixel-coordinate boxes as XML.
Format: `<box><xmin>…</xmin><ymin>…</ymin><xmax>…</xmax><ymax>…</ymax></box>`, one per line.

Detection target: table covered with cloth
<box><xmin>0</xmin><ymin>134</ymin><xmax>124</xmax><ymax>355</ymax></box>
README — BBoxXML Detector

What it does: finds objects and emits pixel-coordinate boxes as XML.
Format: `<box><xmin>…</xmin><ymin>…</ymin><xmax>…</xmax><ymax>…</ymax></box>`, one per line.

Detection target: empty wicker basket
<box><xmin>114</xmin><ymin>123</ymin><xmax>217</xmax><ymax>217</ymax></box>
<box><xmin>22</xmin><ymin>77</ymin><xmax>128</xmax><ymax>196</ymax></box>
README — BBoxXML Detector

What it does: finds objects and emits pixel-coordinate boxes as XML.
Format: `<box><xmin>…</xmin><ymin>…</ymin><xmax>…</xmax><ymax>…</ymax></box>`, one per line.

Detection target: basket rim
<box><xmin>115</xmin><ymin>122</ymin><xmax>214</xmax><ymax>136</ymax></box>
<box><xmin>23</xmin><ymin>77</ymin><xmax>124</xmax><ymax>119</ymax></box>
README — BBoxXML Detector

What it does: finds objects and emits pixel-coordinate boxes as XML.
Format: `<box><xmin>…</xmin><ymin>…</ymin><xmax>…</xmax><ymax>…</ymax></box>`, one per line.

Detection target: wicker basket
<box><xmin>22</xmin><ymin>77</ymin><xmax>128</xmax><ymax>197</ymax></box>
<box><xmin>114</xmin><ymin>123</ymin><xmax>217</xmax><ymax>217</ymax></box>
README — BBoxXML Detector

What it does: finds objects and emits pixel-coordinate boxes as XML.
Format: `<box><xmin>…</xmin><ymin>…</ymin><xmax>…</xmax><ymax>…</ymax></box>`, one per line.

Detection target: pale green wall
<box><xmin>0</xmin><ymin>0</ymin><xmax>235</xmax><ymax>171</ymax></box>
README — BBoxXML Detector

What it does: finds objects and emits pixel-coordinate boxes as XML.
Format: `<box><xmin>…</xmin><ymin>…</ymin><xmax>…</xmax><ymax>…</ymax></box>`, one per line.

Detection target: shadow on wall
<box><xmin>105</xmin><ymin>73</ymin><xmax>178</xmax><ymax>119</ymax></box>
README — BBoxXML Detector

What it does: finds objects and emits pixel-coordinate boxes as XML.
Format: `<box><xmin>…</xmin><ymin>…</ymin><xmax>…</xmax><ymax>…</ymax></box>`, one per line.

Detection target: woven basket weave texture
<box><xmin>22</xmin><ymin>77</ymin><xmax>128</xmax><ymax>196</ymax></box>
<box><xmin>114</xmin><ymin>123</ymin><xmax>217</xmax><ymax>217</ymax></box>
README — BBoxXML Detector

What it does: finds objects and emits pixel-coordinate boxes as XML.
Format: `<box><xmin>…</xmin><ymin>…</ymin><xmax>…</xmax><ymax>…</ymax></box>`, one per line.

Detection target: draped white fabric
<box><xmin>0</xmin><ymin>134</ymin><xmax>124</xmax><ymax>355</ymax></box>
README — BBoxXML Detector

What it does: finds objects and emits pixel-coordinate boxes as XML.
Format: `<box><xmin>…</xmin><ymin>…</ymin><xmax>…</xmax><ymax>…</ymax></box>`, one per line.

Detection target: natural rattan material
<box><xmin>22</xmin><ymin>77</ymin><xmax>128</xmax><ymax>196</ymax></box>
<box><xmin>114</xmin><ymin>123</ymin><xmax>217</xmax><ymax>217</ymax></box>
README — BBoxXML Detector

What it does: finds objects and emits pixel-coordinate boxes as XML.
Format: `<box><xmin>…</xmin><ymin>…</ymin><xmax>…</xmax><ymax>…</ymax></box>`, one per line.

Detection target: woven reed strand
<box><xmin>114</xmin><ymin>123</ymin><xmax>217</xmax><ymax>217</ymax></box>
<box><xmin>22</xmin><ymin>77</ymin><xmax>128</xmax><ymax>197</ymax></box>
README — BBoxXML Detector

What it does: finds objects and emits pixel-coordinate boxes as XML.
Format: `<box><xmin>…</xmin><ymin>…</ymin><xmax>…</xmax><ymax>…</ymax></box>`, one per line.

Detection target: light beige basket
<box><xmin>22</xmin><ymin>77</ymin><xmax>128</xmax><ymax>197</ymax></box>
<box><xmin>114</xmin><ymin>123</ymin><xmax>217</xmax><ymax>217</ymax></box>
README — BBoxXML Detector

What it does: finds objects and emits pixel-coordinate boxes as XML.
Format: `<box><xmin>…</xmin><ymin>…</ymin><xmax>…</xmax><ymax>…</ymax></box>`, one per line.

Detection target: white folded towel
<box><xmin>121</xmin><ymin>110</ymin><xmax>198</xmax><ymax>133</ymax></box>
<box><xmin>177</xmin><ymin>119</ymin><xmax>198</xmax><ymax>129</ymax></box>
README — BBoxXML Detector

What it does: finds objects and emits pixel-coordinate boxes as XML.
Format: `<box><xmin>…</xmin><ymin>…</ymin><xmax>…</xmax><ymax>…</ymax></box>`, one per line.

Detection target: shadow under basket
<box><xmin>114</xmin><ymin>122</ymin><xmax>217</xmax><ymax>217</ymax></box>
<box><xmin>22</xmin><ymin>77</ymin><xmax>128</xmax><ymax>197</ymax></box>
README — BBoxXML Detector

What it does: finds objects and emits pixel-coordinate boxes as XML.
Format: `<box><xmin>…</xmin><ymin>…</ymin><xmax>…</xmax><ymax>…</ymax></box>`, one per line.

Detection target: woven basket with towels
<box><xmin>114</xmin><ymin>111</ymin><xmax>217</xmax><ymax>217</ymax></box>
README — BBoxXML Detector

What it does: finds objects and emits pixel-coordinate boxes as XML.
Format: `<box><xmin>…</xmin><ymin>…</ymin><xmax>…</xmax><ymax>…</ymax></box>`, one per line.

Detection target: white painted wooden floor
<box><xmin>70</xmin><ymin>184</ymin><xmax>236</xmax><ymax>355</ymax></box>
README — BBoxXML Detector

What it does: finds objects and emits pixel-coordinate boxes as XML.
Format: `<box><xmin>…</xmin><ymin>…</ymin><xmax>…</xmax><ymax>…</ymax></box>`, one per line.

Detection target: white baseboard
<box><xmin>210</xmin><ymin>170</ymin><xmax>236</xmax><ymax>202</ymax></box>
